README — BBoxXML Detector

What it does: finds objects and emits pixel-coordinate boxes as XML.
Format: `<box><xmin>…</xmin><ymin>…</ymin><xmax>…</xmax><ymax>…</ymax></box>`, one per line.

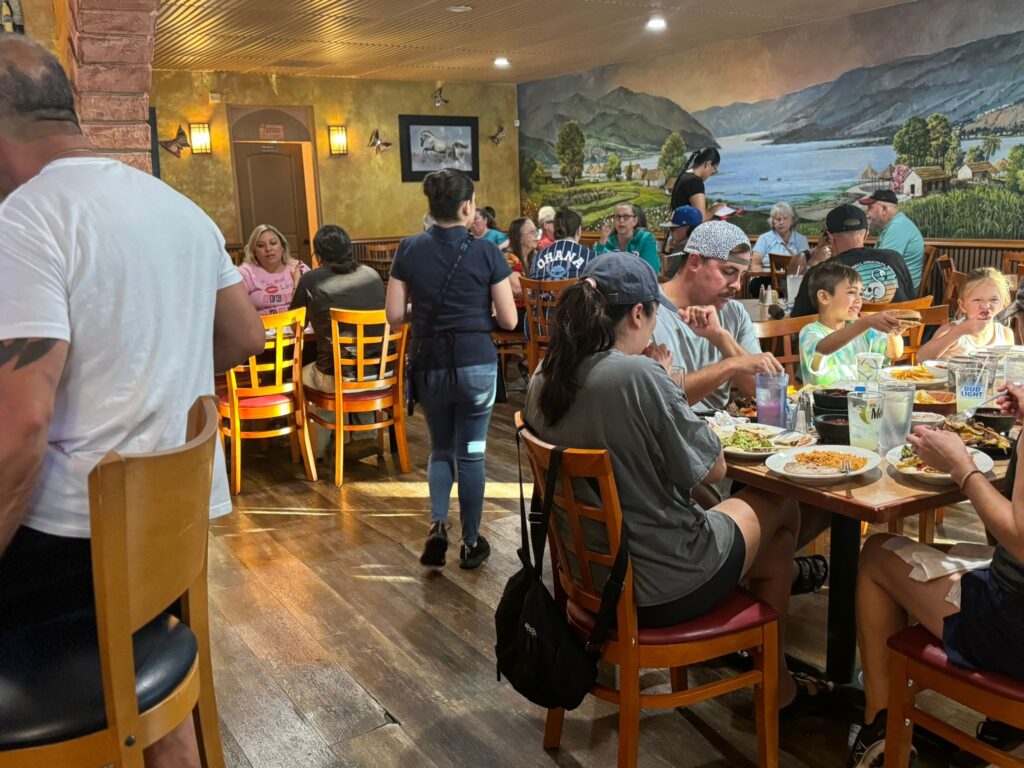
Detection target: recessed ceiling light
<box><xmin>646</xmin><ymin>15</ymin><xmax>667</xmax><ymax>31</ymax></box>
<box><xmin>494</xmin><ymin>57</ymin><xmax>510</xmax><ymax>68</ymax></box>
<box><xmin>446</xmin><ymin>4</ymin><xmax>472</xmax><ymax>12</ymax></box>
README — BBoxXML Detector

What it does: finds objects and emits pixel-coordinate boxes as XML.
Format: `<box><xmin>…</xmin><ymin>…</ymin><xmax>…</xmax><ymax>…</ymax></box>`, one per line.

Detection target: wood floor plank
<box><xmin>330</xmin><ymin>722</ymin><xmax>439</xmax><ymax>768</ymax></box>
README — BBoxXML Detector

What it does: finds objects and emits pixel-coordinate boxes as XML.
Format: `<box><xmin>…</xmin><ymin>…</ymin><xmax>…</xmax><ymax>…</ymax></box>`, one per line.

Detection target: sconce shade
<box><xmin>189</xmin><ymin>123</ymin><xmax>212</xmax><ymax>154</ymax></box>
<box><xmin>328</xmin><ymin>125</ymin><xmax>348</xmax><ymax>155</ymax></box>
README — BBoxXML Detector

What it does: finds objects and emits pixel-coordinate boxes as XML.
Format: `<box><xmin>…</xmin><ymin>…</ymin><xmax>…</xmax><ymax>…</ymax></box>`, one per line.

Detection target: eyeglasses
<box><xmin>613</xmin><ymin>214</ymin><xmax>635</xmax><ymax>220</ymax></box>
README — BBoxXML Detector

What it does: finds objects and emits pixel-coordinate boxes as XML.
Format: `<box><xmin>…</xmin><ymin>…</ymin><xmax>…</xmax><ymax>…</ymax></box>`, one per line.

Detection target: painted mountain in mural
<box><xmin>695</xmin><ymin>30</ymin><xmax>1024</xmax><ymax>142</ymax></box>
<box><xmin>520</xmin><ymin>86</ymin><xmax>716</xmax><ymax>162</ymax></box>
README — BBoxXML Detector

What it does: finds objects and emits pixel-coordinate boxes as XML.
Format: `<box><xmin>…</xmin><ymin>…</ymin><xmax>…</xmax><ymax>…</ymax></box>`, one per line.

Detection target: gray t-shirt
<box><xmin>523</xmin><ymin>349</ymin><xmax>736</xmax><ymax>607</ymax></box>
<box><xmin>652</xmin><ymin>297</ymin><xmax>760</xmax><ymax>410</ymax></box>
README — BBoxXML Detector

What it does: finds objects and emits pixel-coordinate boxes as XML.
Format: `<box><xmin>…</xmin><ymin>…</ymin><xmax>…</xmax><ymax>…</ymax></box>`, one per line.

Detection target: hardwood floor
<box><xmin>210</xmin><ymin>388</ymin><xmax>1006</xmax><ymax>768</ymax></box>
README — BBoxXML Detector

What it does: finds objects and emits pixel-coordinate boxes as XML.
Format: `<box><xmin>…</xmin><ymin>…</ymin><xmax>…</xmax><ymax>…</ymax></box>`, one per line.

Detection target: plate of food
<box><xmin>943</xmin><ymin>417</ymin><xmax>1013</xmax><ymax>456</ymax></box>
<box><xmin>726</xmin><ymin>396</ymin><xmax>757</xmax><ymax>420</ymax></box>
<box><xmin>881</xmin><ymin>364</ymin><xmax>948</xmax><ymax>388</ymax></box>
<box><xmin>713</xmin><ymin>425</ymin><xmax>815</xmax><ymax>458</ymax></box>
<box><xmin>765</xmin><ymin>446</ymin><xmax>882</xmax><ymax>484</ymax></box>
<box><xmin>886</xmin><ymin>444</ymin><xmax>994</xmax><ymax>485</ymax></box>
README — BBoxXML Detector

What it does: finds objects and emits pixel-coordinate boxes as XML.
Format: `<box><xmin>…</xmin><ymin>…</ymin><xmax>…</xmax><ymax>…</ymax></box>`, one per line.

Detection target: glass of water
<box><xmin>785</xmin><ymin>274</ymin><xmax>803</xmax><ymax>311</ymax></box>
<box><xmin>1005</xmin><ymin>347</ymin><xmax>1024</xmax><ymax>386</ymax></box>
<box><xmin>879</xmin><ymin>382</ymin><xmax>915</xmax><ymax>453</ymax></box>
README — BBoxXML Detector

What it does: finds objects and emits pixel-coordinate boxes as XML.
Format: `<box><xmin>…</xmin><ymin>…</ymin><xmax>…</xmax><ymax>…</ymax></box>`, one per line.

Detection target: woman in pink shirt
<box><xmin>238</xmin><ymin>224</ymin><xmax>309</xmax><ymax>314</ymax></box>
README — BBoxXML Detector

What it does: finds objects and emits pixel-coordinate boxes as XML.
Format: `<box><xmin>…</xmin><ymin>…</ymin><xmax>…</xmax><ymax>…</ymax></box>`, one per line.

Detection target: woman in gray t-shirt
<box><xmin>524</xmin><ymin>253</ymin><xmax>833</xmax><ymax>718</ymax></box>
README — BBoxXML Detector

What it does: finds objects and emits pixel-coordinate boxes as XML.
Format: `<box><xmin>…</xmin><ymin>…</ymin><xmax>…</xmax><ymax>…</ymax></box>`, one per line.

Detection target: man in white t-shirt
<box><xmin>0</xmin><ymin>36</ymin><xmax>264</xmax><ymax>766</ymax></box>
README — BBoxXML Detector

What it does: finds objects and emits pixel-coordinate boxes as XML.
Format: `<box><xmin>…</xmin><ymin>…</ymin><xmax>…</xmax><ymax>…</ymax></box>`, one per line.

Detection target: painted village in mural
<box><xmin>517</xmin><ymin>27</ymin><xmax>1024</xmax><ymax>240</ymax></box>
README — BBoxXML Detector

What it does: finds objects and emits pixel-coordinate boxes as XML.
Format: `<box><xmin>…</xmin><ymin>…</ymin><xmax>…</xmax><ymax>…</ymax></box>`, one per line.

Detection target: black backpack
<box><xmin>494</xmin><ymin>428</ymin><xmax>629</xmax><ymax>710</ymax></box>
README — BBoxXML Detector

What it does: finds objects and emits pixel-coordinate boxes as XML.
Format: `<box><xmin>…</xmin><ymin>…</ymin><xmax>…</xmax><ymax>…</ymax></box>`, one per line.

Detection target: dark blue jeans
<box><xmin>415</xmin><ymin>363</ymin><xmax>497</xmax><ymax>546</ymax></box>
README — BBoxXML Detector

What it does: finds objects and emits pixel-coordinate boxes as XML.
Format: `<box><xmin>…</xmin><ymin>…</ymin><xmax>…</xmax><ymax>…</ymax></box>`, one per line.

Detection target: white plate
<box><xmin>713</xmin><ymin>425</ymin><xmax>813</xmax><ymax>458</ymax></box>
<box><xmin>885</xmin><ymin>445</ymin><xmax>994</xmax><ymax>485</ymax></box>
<box><xmin>881</xmin><ymin>365</ymin><xmax>948</xmax><ymax>389</ymax></box>
<box><xmin>765</xmin><ymin>445</ymin><xmax>882</xmax><ymax>484</ymax></box>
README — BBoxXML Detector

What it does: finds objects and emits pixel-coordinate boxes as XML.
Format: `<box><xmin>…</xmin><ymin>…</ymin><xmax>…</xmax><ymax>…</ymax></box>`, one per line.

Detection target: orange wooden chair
<box><xmin>861</xmin><ymin>298</ymin><xmax>940</xmax><ymax>365</ymax></box>
<box><xmin>218</xmin><ymin>308</ymin><xmax>317</xmax><ymax>494</ymax></box>
<box><xmin>362</xmin><ymin>243</ymin><xmax>397</xmax><ymax>283</ymax></box>
<box><xmin>1001</xmin><ymin>250</ymin><xmax>1024</xmax><ymax>278</ymax></box>
<box><xmin>752</xmin><ymin>314</ymin><xmax>819</xmax><ymax>384</ymax></box>
<box><xmin>883</xmin><ymin>625</ymin><xmax>1024</xmax><ymax>768</ymax></box>
<box><xmin>0</xmin><ymin>397</ymin><xmax>225</xmax><ymax>768</ymax></box>
<box><xmin>861</xmin><ymin>296</ymin><xmax>935</xmax><ymax>313</ymax></box>
<box><xmin>917</xmin><ymin>244</ymin><xmax>938</xmax><ymax>299</ymax></box>
<box><xmin>768</xmin><ymin>253</ymin><xmax>792</xmax><ymax>297</ymax></box>
<box><xmin>520</xmin><ymin>276</ymin><xmax>577</xmax><ymax>376</ymax></box>
<box><xmin>937</xmin><ymin>255</ymin><xmax>966</xmax><ymax>306</ymax></box>
<box><xmin>492</xmin><ymin>329</ymin><xmax>527</xmax><ymax>383</ymax></box>
<box><xmin>305</xmin><ymin>308</ymin><xmax>410</xmax><ymax>486</ymax></box>
<box><xmin>517</xmin><ymin>415</ymin><xmax>780</xmax><ymax>768</ymax></box>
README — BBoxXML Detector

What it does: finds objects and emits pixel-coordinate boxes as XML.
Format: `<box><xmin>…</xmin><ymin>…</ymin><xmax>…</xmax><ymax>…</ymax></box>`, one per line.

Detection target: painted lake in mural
<box><xmin>623</xmin><ymin>133</ymin><xmax>1024</xmax><ymax>213</ymax></box>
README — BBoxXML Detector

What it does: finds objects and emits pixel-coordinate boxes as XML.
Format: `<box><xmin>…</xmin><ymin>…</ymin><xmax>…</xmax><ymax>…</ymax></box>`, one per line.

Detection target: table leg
<box><xmin>826</xmin><ymin>513</ymin><xmax>861</xmax><ymax>684</ymax></box>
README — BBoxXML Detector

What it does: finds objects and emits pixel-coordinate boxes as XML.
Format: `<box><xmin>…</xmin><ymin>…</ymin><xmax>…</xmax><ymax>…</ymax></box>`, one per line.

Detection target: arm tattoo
<box><xmin>0</xmin><ymin>339</ymin><xmax>59</xmax><ymax>371</ymax></box>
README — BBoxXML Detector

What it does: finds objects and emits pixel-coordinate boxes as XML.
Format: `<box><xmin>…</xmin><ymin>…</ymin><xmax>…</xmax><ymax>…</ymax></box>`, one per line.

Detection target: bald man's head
<box><xmin>0</xmin><ymin>36</ymin><xmax>80</xmax><ymax>140</ymax></box>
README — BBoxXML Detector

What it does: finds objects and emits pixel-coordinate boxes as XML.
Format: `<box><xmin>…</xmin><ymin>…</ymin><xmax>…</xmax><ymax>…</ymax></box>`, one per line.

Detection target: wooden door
<box><xmin>234</xmin><ymin>143</ymin><xmax>311</xmax><ymax>264</ymax></box>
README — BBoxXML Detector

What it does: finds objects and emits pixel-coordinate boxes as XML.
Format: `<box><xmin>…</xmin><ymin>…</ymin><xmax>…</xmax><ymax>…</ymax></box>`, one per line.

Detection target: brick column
<box><xmin>65</xmin><ymin>0</ymin><xmax>159</xmax><ymax>173</ymax></box>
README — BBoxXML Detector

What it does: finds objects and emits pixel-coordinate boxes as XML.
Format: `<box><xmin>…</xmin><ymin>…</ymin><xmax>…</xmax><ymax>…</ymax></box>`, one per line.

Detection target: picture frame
<box><xmin>398</xmin><ymin>114</ymin><xmax>479</xmax><ymax>182</ymax></box>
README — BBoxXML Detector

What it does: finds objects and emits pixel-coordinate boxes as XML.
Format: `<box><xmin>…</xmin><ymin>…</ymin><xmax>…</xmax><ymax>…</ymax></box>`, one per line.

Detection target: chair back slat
<box><xmin>861</xmin><ymin>295</ymin><xmax>935</xmax><ymax>313</ymax></box>
<box><xmin>520</xmin><ymin>277</ymin><xmax>577</xmax><ymax>374</ymax></box>
<box><xmin>918</xmin><ymin>245</ymin><xmax>939</xmax><ymax>299</ymax></box>
<box><xmin>89</xmin><ymin>397</ymin><xmax>219</xmax><ymax>633</ymax></box>
<box><xmin>227</xmin><ymin>308</ymin><xmax>305</xmax><ymax>398</ymax></box>
<box><xmin>329</xmin><ymin>308</ymin><xmax>408</xmax><ymax>395</ymax></box>
<box><xmin>752</xmin><ymin>314</ymin><xmax>819</xmax><ymax>383</ymax></box>
<box><xmin>1001</xmin><ymin>250</ymin><xmax>1024</xmax><ymax>277</ymax></box>
<box><xmin>516</xmin><ymin>415</ymin><xmax>633</xmax><ymax>622</ymax></box>
<box><xmin>768</xmin><ymin>253</ymin><xmax>792</xmax><ymax>295</ymax></box>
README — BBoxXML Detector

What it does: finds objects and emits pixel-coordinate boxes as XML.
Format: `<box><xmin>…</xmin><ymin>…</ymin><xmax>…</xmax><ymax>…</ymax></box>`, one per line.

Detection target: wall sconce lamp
<box><xmin>328</xmin><ymin>125</ymin><xmax>349</xmax><ymax>155</ymax></box>
<box><xmin>189</xmin><ymin>123</ymin><xmax>212</xmax><ymax>155</ymax></box>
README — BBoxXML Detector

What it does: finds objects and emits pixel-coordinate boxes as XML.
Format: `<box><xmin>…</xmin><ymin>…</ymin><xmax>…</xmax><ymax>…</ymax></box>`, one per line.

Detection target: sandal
<box><xmin>791</xmin><ymin>554</ymin><xmax>829</xmax><ymax>595</ymax></box>
<box><xmin>780</xmin><ymin>671</ymin><xmax>836</xmax><ymax>721</ymax></box>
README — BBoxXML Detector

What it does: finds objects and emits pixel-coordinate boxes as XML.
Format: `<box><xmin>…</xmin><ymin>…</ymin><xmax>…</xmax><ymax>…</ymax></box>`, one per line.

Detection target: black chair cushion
<box><xmin>0</xmin><ymin>609</ymin><xmax>198</xmax><ymax>749</ymax></box>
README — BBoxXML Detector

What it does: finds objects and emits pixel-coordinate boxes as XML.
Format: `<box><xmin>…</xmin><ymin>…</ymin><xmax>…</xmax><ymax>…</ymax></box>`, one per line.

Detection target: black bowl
<box><xmin>813</xmin><ymin>403</ymin><xmax>847</xmax><ymax>419</ymax></box>
<box><xmin>814</xmin><ymin>414</ymin><xmax>850</xmax><ymax>445</ymax></box>
<box><xmin>972</xmin><ymin>408</ymin><xmax>1015</xmax><ymax>435</ymax></box>
<box><xmin>813</xmin><ymin>388</ymin><xmax>851</xmax><ymax>412</ymax></box>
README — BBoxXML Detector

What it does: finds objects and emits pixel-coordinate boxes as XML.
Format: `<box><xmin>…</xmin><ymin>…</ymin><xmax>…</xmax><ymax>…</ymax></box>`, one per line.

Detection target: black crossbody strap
<box><xmin>530</xmin><ymin>447</ymin><xmax>564</xmax><ymax>576</ymax></box>
<box><xmin>514</xmin><ymin>425</ymin><xmax>533</xmax><ymax>560</ymax></box>
<box><xmin>585</xmin><ymin>523</ymin><xmax>629</xmax><ymax>653</ymax></box>
<box><xmin>422</xmin><ymin>234</ymin><xmax>473</xmax><ymax>331</ymax></box>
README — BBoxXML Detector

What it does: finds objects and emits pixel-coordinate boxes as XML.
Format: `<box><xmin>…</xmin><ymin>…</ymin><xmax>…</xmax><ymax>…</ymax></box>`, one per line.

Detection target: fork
<box><xmin>956</xmin><ymin>389</ymin><xmax>1007</xmax><ymax>421</ymax></box>
<box><xmin>840</xmin><ymin>458</ymin><xmax>852</xmax><ymax>479</ymax></box>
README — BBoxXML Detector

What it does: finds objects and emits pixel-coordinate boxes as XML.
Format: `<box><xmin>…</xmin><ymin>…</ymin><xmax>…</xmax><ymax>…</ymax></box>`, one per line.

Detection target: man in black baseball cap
<box><xmin>859</xmin><ymin>190</ymin><xmax>926</xmax><ymax>292</ymax></box>
<box><xmin>789</xmin><ymin>202</ymin><xmax>915</xmax><ymax>317</ymax></box>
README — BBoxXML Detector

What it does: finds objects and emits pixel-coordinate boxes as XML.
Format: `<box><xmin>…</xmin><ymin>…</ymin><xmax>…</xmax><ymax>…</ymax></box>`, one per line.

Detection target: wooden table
<box><xmin>741</xmin><ymin>261</ymin><xmax>771</xmax><ymax>299</ymax></box>
<box><xmin>726</xmin><ymin>454</ymin><xmax>1009</xmax><ymax>683</ymax></box>
<box><xmin>737</xmin><ymin>298</ymin><xmax>791</xmax><ymax>321</ymax></box>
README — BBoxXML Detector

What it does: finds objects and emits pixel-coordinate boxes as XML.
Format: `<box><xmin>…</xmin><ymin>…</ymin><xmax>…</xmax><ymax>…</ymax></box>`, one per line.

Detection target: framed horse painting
<box><xmin>398</xmin><ymin>114</ymin><xmax>479</xmax><ymax>182</ymax></box>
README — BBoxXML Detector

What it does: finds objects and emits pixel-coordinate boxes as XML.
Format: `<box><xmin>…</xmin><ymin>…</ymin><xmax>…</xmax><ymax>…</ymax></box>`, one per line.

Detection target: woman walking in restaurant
<box><xmin>525</xmin><ymin>254</ymin><xmax>834</xmax><ymax>718</ymax></box>
<box><xmin>387</xmin><ymin>169</ymin><xmax>518</xmax><ymax>569</ymax></box>
<box><xmin>669</xmin><ymin>146</ymin><xmax>724</xmax><ymax>220</ymax></box>
<box><xmin>239</xmin><ymin>223</ymin><xmax>309</xmax><ymax>314</ymax></box>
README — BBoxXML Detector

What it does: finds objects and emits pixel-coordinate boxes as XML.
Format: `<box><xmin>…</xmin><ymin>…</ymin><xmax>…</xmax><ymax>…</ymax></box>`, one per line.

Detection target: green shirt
<box><xmin>799</xmin><ymin>321</ymin><xmax>889</xmax><ymax>386</ymax></box>
<box><xmin>877</xmin><ymin>212</ymin><xmax>925</xmax><ymax>292</ymax></box>
<box><xmin>594</xmin><ymin>229</ymin><xmax>660</xmax><ymax>275</ymax></box>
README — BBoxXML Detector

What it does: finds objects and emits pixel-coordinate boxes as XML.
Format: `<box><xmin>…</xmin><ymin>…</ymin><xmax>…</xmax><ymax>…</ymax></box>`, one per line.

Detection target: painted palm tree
<box><xmin>981</xmin><ymin>135</ymin><xmax>1002</xmax><ymax>161</ymax></box>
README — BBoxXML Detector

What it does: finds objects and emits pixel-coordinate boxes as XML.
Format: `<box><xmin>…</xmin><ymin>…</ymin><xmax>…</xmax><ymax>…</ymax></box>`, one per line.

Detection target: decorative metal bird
<box><xmin>159</xmin><ymin>125</ymin><xmax>190</xmax><ymax>157</ymax></box>
<box><xmin>432</xmin><ymin>86</ymin><xmax>449</xmax><ymax>108</ymax></box>
<box><xmin>367</xmin><ymin>129</ymin><xmax>392</xmax><ymax>153</ymax></box>
<box><xmin>489</xmin><ymin>125</ymin><xmax>506</xmax><ymax>145</ymax></box>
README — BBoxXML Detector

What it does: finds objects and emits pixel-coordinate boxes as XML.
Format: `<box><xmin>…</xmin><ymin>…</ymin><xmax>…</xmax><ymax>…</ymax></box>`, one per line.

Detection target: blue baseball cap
<box><xmin>661</xmin><ymin>205</ymin><xmax>703</xmax><ymax>230</ymax></box>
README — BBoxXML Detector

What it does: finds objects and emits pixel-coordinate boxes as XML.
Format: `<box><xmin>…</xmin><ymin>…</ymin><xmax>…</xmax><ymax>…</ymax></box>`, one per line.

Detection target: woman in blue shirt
<box><xmin>752</xmin><ymin>202</ymin><xmax>810</xmax><ymax>268</ymax></box>
<box><xmin>469</xmin><ymin>205</ymin><xmax>510</xmax><ymax>251</ymax></box>
<box><xmin>387</xmin><ymin>170</ymin><xmax>518</xmax><ymax>569</ymax></box>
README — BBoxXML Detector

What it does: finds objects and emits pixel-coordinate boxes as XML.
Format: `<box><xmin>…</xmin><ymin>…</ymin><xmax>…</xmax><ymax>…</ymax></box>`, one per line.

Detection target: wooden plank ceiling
<box><xmin>154</xmin><ymin>0</ymin><xmax>917</xmax><ymax>83</ymax></box>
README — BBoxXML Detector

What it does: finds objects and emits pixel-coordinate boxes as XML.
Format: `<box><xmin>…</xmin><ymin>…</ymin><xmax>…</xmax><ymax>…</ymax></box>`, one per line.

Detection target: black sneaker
<box><xmin>948</xmin><ymin>718</ymin><xmax>1024</xmax><ymax>767</ymax></box>
<box><xmin>419</xmin><ymin>522</ymin><xmax>448</xmax><ymax>568</ymax></box>
<box><xmin>459</xmin><ymin>535</ymin><xmax>491</xmax><ymax>569</ymax></box>
<box><xmin>847</xmin><ymin>711</ymin><xmax>917</xmax><ymax>768</ymax></box>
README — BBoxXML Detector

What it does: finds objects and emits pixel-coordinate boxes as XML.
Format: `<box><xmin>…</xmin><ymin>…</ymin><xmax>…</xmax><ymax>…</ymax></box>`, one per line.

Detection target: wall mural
<box><xmin>517</xmin><ymin>0</ymin><xmax>1024</xmax><ymax>239</ymax></box>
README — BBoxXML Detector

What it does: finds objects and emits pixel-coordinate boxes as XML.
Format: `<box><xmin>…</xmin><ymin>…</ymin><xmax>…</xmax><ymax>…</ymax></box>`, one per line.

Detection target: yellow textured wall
<box><xmin>23</xmin><ymin>0</ymin><xmax>60</xmax><ymax>55</ymax></box>
<box><xmin>150</xmin><ymin>70</ymin><xmax>520</xmax><ymax>243</ymax></box>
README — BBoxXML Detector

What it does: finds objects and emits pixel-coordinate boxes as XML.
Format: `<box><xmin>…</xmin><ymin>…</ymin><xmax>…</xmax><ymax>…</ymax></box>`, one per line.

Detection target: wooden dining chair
<box><xmin>516</xmin><ymin>415</ymin><xmax>780</xmax><ymax>768</ymax></box>
<box><xmin>861</xmin><ymin>295</ymin><xmax>934</xmax><ymax>313</ymax></box>
<box><xmin>304</xmin><ymin>308</ymin><xmax>410</xmax><ymax>486</ymax></box>
<box><xmin>917</xmin><ymin>244</ymin><xmax>938</xmax><ymax>299</ymax></box>
<box><xmin>1001</xmin><ymin>250</ymin><xmax>1024</xmax><ymax>278</ymax></box>
<box><xmin>218</xmin><ymin>308</ymin><xmax>317</xmax><ymax>494</ymax></box>
<box><xmin>861</xmin><ymin>299</ymin><xmax>943</xmax><ymax>365</ymax></box>
<box><xmin>768</xmin><ymin>253</ymin><xmax>792</xmax><ymax>296</ymax></box>
<box><xmin>0</xmin><ymin>397</ymin><xmax>225</xmax><ymax>768</ymax></box>
<box><xmin>937</xmin><ymin>255</ymin><xmax>967</xmax><ymax>306</ymax></box>
<box><xmin>520</xmin><ymin>276</ymin><xmax>577</xmax><ymax>376</ymax></box>
<box><xmin>362</xmin><ymin>243</ymin><xmax>398</xmax><ymax>283</ymax></box>
<box><xmin>883</xmin><ymin>625</ymin><xmax>1024</xmax><ymax>768</ymax></box>
<box><xmin>752</xmin><ymin>314</ymin><xmax>820</xmax><ymax>384</ymax></box>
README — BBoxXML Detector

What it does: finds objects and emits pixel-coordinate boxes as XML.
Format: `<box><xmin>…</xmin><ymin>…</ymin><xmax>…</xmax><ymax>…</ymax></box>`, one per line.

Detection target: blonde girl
<box><xmin>916</xmin><ymin>267</ymin><xmax>1013</xmax><ymax>360</ymax></box>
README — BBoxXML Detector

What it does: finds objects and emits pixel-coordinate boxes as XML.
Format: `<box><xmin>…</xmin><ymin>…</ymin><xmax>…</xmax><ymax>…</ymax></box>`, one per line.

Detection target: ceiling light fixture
<box><xmin>646</xmin><ymin>16</ymin><xmax>667</xmax><ymax>31</ymax></box>
<box><xmin>494</xmin><ymin>57</ymin><xmax>510</xmax><ymax>68</ymax></box>
<box><xmin>446</xmin><ymin>4</ymin><xmax>472</xmax><ymax>12</ymax></box>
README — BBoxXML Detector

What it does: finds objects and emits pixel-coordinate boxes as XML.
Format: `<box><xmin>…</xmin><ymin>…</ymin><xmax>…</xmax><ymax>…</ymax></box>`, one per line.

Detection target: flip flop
<box><xmin>791</xmin><ymin>554</ymin><xmax>829</xmax><ymax>595</ymax></box>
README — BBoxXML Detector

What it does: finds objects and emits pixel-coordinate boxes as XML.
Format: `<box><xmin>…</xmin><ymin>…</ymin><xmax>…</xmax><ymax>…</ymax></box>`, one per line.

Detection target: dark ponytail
<box><xmin>538</xmin><ymin>282</ymin><xmax>658</xmax><ymax>425</ymax></box>
<box><xmin>423</xmin><ymin>168</ymin><xmax>474</xmax><ymax>222</ymax></box>
<box><xmin>683</xmin><ymin>147</ymin><xmax>721</xmax><ymax>173</ymax></box>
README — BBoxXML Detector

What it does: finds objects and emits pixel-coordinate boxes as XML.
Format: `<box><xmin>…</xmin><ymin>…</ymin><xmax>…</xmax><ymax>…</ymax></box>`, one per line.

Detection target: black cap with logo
<box><xmin>825</xmin><ymin>204</ymin><xmax>868</xmax><ymax>234</ymax></box>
